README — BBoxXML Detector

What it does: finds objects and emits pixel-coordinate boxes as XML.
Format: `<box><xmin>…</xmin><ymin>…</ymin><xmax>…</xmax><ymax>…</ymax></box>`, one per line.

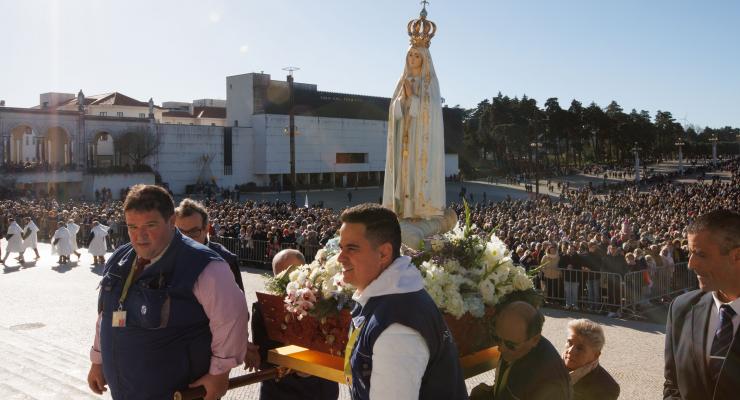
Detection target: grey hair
<box><xmin>568</xmin><ymin>319</ymin><xmax>605</xmax><ymax>352</ymax></box>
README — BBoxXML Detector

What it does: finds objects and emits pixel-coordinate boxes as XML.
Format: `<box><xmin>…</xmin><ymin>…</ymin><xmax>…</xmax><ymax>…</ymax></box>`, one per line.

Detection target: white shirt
<box><xmin>705</xmin><ymin>292</ymin><xmax>740</xmax><ymax>366</ymax></box>
<box><xmin>352</xmin><ymin>256</ymin><xmax>430</xmax><ymax>400</ymax></box>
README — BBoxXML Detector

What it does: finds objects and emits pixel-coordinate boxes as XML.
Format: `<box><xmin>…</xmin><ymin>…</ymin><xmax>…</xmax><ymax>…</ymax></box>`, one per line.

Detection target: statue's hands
<box><xmin>403</xmin><ymin>79</ymin><xmax>412</xmax><ymax>98</ymax></box>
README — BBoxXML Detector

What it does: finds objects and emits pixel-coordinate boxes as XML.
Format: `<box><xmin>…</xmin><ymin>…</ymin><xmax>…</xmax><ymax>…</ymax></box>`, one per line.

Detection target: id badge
<box><xmin>112</xmin><ymin>310</ymin><xmax>127</xmax><ymax>327</ymax></box>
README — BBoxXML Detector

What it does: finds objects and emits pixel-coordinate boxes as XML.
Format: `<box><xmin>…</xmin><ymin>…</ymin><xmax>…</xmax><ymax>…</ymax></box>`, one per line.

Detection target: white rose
<box><xmin>512</xmin><ymin>272</ymin><xmax>533</xmax><ymax>291</ymax></box>
<box><xmin>478</xmin><ymin>279</ymin><xmax>496</xmax><ymax>304</ymax></box>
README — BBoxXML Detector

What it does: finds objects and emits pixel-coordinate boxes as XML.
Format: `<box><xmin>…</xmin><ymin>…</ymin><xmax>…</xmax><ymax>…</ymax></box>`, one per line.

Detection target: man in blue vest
<box><xmin>87</xmin><ymin>184</ymin><xmax>248</xmax><ymax>400</ymax></box>
<box><xmin>174</xmin><ymin>198</ymin><xmax>245</xmax><ymax>291</ymax></box>
<box><xmin>338</xmin><ymin>203</ymin><xmax>467</xmax><ymax>400</ymax></box>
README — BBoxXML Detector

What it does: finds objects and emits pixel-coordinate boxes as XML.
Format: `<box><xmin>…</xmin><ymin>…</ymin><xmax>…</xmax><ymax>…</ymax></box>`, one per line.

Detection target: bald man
<box><xmin>470</xmin><ymin>301</ymin><xmax>571</xmax><ymax>400</ymax></box>
<box><xmin>249</xmin><ymin>249</ymin><xmax>339</xmax><ymax>400</ymax></box>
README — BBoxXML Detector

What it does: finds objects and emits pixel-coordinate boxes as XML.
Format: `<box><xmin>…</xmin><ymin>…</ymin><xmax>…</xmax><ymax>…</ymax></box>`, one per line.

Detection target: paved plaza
<box><xmin>0</xmin><ymin>237</ymin><xmax>667</xmax><ymax>399</ymax></box>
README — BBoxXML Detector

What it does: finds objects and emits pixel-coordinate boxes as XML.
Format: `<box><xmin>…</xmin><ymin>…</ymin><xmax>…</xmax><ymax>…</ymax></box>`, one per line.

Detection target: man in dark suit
<box><xmin>174</xmin><ymin>199</ymin><xmax>244</xmax><ymax>291</ymax></box>
<box><xmin>664</xmin><ymin>209</ymin><xmax>740</xmax><ymax>400</ymax></box>
<box><xmin>470</xmin><ymin>301</ymin><xmax>571</xmax><ymax>400</ymax></box>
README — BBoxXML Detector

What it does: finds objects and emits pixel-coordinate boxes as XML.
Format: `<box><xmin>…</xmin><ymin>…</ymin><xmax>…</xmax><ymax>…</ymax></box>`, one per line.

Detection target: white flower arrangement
<box><xmin>272</xmin><ymin>238</ymin><xmax>354</xmax><ymax>320</ymax></box>
<box><xmin>270</xmin><ymin>203</ymin><xmax>538</xmax><ymax>321</ymax></box>
<box><xmin>411</xmin><ymin>223</ymin><xmax>534</xmax><ymax>319</ymax></box>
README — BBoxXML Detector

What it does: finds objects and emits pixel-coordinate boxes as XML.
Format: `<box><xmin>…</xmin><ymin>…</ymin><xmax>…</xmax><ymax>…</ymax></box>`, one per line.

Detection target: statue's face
<box><xmin>407</xmin><ymin>48</ymin><xmax>423</xmax><ymax>69</ymax></box>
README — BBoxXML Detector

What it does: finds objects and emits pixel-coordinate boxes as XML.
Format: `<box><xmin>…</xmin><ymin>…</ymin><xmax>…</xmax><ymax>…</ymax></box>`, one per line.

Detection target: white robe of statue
<box><xmin>22</xmin><ymin>220</ymin><xmax>39</xmax><ymax>250</ymax></box>
<box><xmin>88</xmin><ymin>224</ymin><xmax>110</xmax><ymax>257</ymax></box>
<box><xmin>382</xmin><ymin>46</ymin><xmax>445</xmax><ymax>219</ymax></box>
<box><xmin>51</xmin><ymin>227</ymin><xmax>73</xmax><ymax>256</ymax></box>
<box><xmin>66</xmin><ymin>222</ymin><xmax>80</xmax><ymax>251</ymax></box>
<box><xmin>5</xmin><ymin>222</ymin><xmax>23</xmax><ymax>253</ymax></box>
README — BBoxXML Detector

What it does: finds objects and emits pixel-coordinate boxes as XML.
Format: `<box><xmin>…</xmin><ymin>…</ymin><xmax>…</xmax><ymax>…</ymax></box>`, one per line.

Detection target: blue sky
<box><xmin>2</xmin><ymin>0</ymin><xmax>738</xmax><ymax>128</ymax></box>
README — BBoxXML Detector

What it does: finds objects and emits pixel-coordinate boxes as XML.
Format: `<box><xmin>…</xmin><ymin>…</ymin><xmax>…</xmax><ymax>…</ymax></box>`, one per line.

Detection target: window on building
<box><xmin>139</xmin><ymin>113</ymin><xmax>145</xmax><ymax>118</ymax></box>
<box><xmin>117</xmin><ymin>112</ymin><xmax>124</xmax><ymax>117</ymax></box>
<box><xmin>336</xmin><ymin>153</ymin><xmax>368</xmax><ymax>164</ymax></box>
<box><xmin>99</xmin><ymin>112</ymin><xmax>107</xmax><ymax>116</ymax></box>
<box><xmin>224</xmin><ymin>127</ymin><xmax>233</xmax><ymax>175</ymax></box>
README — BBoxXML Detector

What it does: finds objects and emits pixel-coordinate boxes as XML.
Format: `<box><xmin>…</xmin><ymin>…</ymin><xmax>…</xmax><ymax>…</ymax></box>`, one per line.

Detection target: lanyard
<box><xmin>343</xmin><ymin>320</ymin><xmax>366</xmax><ymax>385</ymax></box>
<box><xmin>117</xmin><ymin>258</ymin><xmax>141</xmax><ymax>310</ymax></box>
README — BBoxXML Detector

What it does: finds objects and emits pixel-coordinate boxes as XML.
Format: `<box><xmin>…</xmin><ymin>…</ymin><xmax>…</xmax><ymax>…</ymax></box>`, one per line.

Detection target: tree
<box><xmin>115</xmin><ymin>129</ymin><xmax>159</xmax><ymax>167</ymax></box>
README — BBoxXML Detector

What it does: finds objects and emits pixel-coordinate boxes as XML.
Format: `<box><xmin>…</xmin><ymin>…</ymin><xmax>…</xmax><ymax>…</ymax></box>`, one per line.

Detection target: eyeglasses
<box><xmin>492</xmin><ymin>334</ymin><xmax>524</xmax><ymax>351</ymax></box>
<box><xmin>180</xmin><ymin>227</ymin><xmax>203</xmax><ymax>238</ymax></box>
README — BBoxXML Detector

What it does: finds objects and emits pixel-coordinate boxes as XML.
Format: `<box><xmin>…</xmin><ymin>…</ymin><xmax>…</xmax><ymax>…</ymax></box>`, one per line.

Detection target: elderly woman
<box><xmin>563</xmin><ymin>319</ymin><xmax>620</xmax><ymax>400</ymax></box>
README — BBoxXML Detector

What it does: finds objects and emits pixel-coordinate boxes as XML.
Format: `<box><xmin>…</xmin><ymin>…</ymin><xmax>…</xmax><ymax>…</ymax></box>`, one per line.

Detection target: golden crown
<box><xmin>407</xmin><ymin>3</ymin><xmax>436</xmax><ymax>48</ymax></box>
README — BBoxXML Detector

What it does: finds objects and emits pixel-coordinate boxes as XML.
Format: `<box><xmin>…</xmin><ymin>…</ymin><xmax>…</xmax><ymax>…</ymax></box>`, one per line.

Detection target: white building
<box><xmin>0</xmin><ymin>72</ymin><xmax>459</xmax><ymax>198</ymax></box>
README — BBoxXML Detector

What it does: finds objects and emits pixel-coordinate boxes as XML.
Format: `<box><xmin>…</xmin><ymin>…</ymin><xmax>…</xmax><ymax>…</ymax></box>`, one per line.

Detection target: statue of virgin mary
<box><xmin>382</xmin><ymin>6</ymin><xmax>446</xmax><ymax>220</ymax></box>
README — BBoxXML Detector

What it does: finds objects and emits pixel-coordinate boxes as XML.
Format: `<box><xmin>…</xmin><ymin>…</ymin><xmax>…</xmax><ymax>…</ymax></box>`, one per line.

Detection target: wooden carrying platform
<box><xmin>268</xmin><ymin>345</ymin><xmax>500</xmax><ymax>384</ymax></box>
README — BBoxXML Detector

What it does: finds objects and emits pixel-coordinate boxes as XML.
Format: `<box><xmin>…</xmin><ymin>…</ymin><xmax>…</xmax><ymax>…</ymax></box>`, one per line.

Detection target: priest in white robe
<box><xmin>66</xmin><ymin>219</ymin><xmax>82</xmax><ymax>260</ymax></box>
<box><xmin>88</xmin><ymin>221</ymin><xmax>110</xmax><ymax>265</ymax></box>
<box><xmin>21</xmin><ymin>217</ymin><xmax>40</xmax><ymax>260</ymax></box>
<box><xmin>51</xmin><ymin>222</ymin><xmax>73</xmax><ymax>264</ymax></box>
<box><xmin>2</xmin><ymin>218</ymin><xmax>24</xmax><ymax>264</ymax></box>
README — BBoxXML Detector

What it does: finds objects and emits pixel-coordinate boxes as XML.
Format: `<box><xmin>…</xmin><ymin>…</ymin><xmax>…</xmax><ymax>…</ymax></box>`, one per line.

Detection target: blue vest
<box><xmin>98</xmin><ymin>231</ymin><xmax>223</xmax><ymax>400</ymax></box>
<box><xmin>348</xmin><ymin>290</ymin><xmax>468</xmax><ymax>400</ymax></box>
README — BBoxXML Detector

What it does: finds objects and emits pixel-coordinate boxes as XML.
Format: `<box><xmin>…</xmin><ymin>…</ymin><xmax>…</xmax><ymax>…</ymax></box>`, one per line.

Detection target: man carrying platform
<box><xmin>470</xmin><ymin>301</ymin><xmax>571</xmax><ymax>400</ymax></box>
<box><xmin>338</xmin><ymin>203</ymin><xmax>467</xmax><ymax>399</ymax></box>
<box><xmin>87</xmin><ymin>184</ymin><xmax>248</xmax><ymax>400</ymax></box>
<box><xmin>249</xmin><ymin>248</ymin><xmax>339</xmax><ymax>400</ymax></box>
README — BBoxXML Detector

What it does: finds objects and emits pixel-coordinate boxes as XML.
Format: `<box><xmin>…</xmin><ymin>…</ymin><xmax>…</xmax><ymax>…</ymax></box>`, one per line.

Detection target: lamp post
<box><xmin>283</xmin><ymin>66</ymin><xmax>299</xmax><ymax>205</ymax></box>
<box><xmin>709</xmin><ymin>134</ymin><xmax>718</xmax><ymax>167</ymax></box>
<box><xmin>631</xmin><ymin>142</ymin><xmax>641</xmax><ymax>184</ymax></box>
<box><xmin>736</xmin><ymin>133</ymin><xmax>740</xmax><ymax>158</ymax></box>
<box><xmin>675</xmin><ymin>139</ymin><xmax>685</xmax><ymax>175</ymax></box>
<box><xmin>530</xmin><ymin>141</ymin><xmax>543</xmax><ymax>196</ymax></box>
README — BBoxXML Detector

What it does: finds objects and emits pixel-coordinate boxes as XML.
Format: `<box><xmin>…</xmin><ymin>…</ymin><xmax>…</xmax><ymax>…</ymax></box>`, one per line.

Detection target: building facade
<box><xmin>0</xmin><ymin>72</ymin><xmax>459</xmax><ymax>199</ymax></box>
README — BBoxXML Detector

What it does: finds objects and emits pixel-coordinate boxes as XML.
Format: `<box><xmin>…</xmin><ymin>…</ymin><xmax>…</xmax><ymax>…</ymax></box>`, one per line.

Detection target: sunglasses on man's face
<box><xmin>492</xmin><ymin>334</ymin><xmax>525</xmax><ymax>351</ymax></box>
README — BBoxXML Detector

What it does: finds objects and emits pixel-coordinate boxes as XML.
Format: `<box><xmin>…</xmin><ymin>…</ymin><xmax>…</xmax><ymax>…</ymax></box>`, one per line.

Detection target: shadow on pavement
<box><xmin>2</xmin><ymin>265</ymin><xmax>23</xmax><ymax>274</ymax></box>
<box><xmin>51</xmin><ymin>261</ymin><xmax>78</xmax><ymax>273</ymax></box>
<box><xmin>89</xmin><ymin>263</ymin><xmax>105</xmax><ymax>276</ymax></box>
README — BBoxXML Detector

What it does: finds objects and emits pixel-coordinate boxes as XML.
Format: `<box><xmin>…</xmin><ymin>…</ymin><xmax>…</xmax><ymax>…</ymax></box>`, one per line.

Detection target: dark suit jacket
<box><xmin>206</xmin><ymin>240</ymin><xmax>245</xmax><ymax>291</ymax></box>
<box><xmin>573</xmin><ymin>364</ymin><xmax>620</xmax><ymax>400</ymax></box>
<box><xmin>664</xmin><ymin>290</ymin><xmax>740</xmax><ymax>400</ymax></box>
<box><xmin>496</xmin><ymin>337</ymin><xmax>571</xmax><ymax>400</ymax></box>
<box><xmin>251</xmin><ymin>303</ymin><xmax>339</xmax><ymax>400</ymax></box>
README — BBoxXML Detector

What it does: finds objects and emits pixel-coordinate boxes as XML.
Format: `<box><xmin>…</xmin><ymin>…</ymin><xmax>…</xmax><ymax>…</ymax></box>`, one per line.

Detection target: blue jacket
<box><xmin>348</xmin><ymin>288</ymin><xmax>468</xmax><ymax>400</ymax></box>
<box><xmin>98</xmin><ymin>231</ymin><xmax>223</xmax><ymax>399</ymax></box>
<box><xmin>207</xmin><ymin>239</ymin><xmax>244</xmax><ymax>291</ymax></box>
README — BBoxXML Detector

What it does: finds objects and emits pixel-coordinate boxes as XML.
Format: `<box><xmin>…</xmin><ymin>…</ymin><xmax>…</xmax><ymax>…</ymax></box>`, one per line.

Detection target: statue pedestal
<box><xmin>399</xmin><ymin>208</ymin><xmax>458</xmax><ymax>249</ymax></box>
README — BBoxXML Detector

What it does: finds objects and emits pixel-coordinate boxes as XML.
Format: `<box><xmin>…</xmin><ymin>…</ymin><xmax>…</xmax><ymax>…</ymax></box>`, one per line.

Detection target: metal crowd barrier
<box><xmin>621</xmin><ymin>262</ymin><xmax>697</xmax><ymax>315</ymax></box>
<box><xmin>538</xmin><ymin>262</ymin><xmax>696</xmax><ymax>317</ymax></box>
<box><xmin>211</xmin><ymin>236</ymin><xmax>322</xmax><ymax>267</ymax></box>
